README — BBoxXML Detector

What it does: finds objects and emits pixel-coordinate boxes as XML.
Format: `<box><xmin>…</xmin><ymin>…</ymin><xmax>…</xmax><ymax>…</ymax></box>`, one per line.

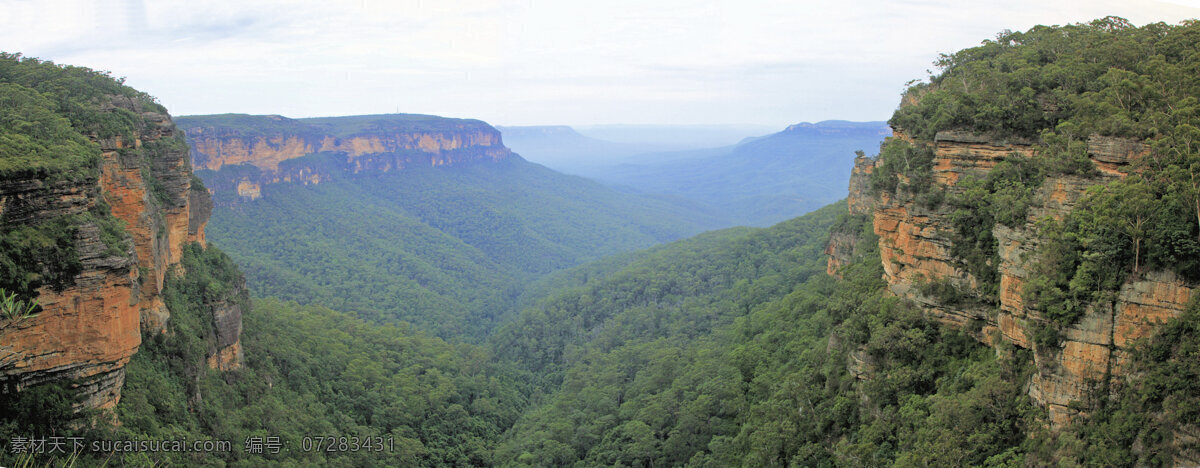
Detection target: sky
<box><xmin>2</xmin><ymin>0</ymin><xmax>1199</xmax><ymax>129</ymax></box>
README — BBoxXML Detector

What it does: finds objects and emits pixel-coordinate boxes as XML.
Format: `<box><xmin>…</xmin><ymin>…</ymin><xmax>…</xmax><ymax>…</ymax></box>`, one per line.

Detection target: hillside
<box><xmin>0</xmin><ymin>54</ymin><xmax>534</xmax><ymax>468</ymax></box>
<box><xmin>484</xmin><ymin>19</ymin><xmax>1200</xmax><ymax>466</ymax></box>
<box><xmin>591</xmin><ymin>120</ymin><xmax>892</xmax><ymax>226</ymax></box>
<box><xmin>7</xmin><ymin>15</ymin><xmax>1200</xmax><ymax>468</ymax></box>
<box><xmin>491</xmin><ymin>201</ymin><xmax>1039</xmax><ymax>466</ymax></box>
<box><xmin>829</xmin><ymin>16</ymin><xmax>1200</xmax><ymax>464</ymax></box>
<box><xmin>0</xmin><ymin>52</ymin><xmax>234</xmax><ymax>412</ymax></box>
<box><xmin>177</xmin><ymin>114</ymin><xmax>728</xmax><ymax>337</ymax></box>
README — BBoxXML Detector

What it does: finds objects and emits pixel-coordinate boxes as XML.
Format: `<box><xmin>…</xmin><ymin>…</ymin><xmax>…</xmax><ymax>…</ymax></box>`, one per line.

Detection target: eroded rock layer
<box><xmin>1</xmin><ymin>97</ymin><xmax>243</xmax><ymax>411</ymax></box>
<box><xmin>177</xmin><ymin>114</ymin><xmax>514</xmax><ymax>203</ymax></box>
<box><xmin>835</xmin><ymin>129</ymin><xmax>1194</xmax><ymax>426</ymax></box>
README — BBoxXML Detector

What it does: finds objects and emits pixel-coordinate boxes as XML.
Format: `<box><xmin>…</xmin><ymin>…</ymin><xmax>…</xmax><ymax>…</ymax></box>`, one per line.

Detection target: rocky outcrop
<box><xmin>826</xmin><ymin>154</ymin><xmax>880</xmax><ymax>278</ymax></box>
<box><xmin>177</xmin><ymin>114</ymin><xmax>515</xmax><ymax>204</ymax></box>
<box><xmin>0</xmin><ymin>213</ymin><xmax>140</xmax><ymax>409</ymax></box>
<box><xmin>835</xmin><ymin>128</ymin><xmax>1194</xmax><ymax>427</ymax></box>
<box><xmin>1</xmin><ymin>96</ymin><xmax>243</xmax><ymax>411</ymax></box>
<box><xmin>205</xmin><ymin>275</ymin><xmax>247</xmax><ymax>372</ymax></box>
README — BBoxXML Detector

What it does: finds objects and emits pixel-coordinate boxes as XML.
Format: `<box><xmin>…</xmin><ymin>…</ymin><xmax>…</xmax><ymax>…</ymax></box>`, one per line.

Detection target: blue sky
<box><xmin>2</xmin><ymin>0</ymin><xmax>1199</xmax><ymax>128</ymax></box>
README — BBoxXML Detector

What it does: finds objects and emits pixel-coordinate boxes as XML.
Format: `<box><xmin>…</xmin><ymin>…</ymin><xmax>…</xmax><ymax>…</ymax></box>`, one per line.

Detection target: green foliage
<box><xmin>0</xmin><ymin>203</ymin><xmax>131</xmax><ymax>300</ymax></box>
<box><xmin>942</xmin><ymin>156</ymin><xmax>1044</xmax><ymax>300</ymax></box>
<box><xmin>0</xmin><ymin>52</ymin><xmax>164</xmax><ymax>143</ymax></box>
<box><xmin>915</xmin><ymin>276</ymin><xmax>967</xmax><ymax>306</ymax></box>
<box><xmin>0</xmin><ymin>381</ymin><xmax>88</xmax><ymax>436</ymax></box>
<box><xmin>1026</xmin><ymin>174</ymin><xmax>1199</xmax><ymax>327</ymax></box>
<box><xmin>0</xmin><ymin>287</ymin><xmax>39</xmax><ymax>322</ymax></box>
<box><xmin>1031</xmin><ymin>321</ymin><xmax>1061</xmax><ymax>351</ymax></box>
<box><xmin>115</xmin><ymin>242</ymin><xmax>529</xmax><ymax>466</ymax></box>
<box><xmin>493</xmin><ymin>203</ymin><xmax>1036</xmax><ymax>466</ymax></box>
<box><xmin>869</xmin><ymin>138</ymin><xmax>937</xmax><ymax>195</ymax></box>
<box><xmin>830</xmin><ymin>212</ymin><xmax>872</xmax><ymax>238</ymax></box>
<box><xmin>0</xmin><ymin>82</ymin><xmax>100</xmax><ymax>178</ymax></box>
<box><xmin>0</xmin><ymin>216</ymin><xmax>82</xmax><ymax>297</ymax></box>
<box><xmin>92</xmin><ymin>202</ymin><xmax>131</xmax><ymax>258</ymax></box>
<box><xmin>890</xmin><ymin>17</ymin><xmax>1200</xmax><ymax>142</ymax></box>
<box><xmin>205</xmin><ymin>157</ymin><xmax>724</xmax><ymax>338</ymax></box>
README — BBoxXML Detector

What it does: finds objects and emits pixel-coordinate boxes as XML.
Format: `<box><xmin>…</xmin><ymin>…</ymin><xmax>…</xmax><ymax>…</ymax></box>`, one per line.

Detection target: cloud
<box><xmin>1</xmin><ymin>0</ymin><xmax>1198</xmax><ymax>126</ymax></box>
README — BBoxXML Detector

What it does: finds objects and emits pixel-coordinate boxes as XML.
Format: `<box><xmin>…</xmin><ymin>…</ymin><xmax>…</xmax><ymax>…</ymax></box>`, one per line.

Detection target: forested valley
<box><xmin>3</xmin><ymin>15</ymin><xmax>1200</xmax><ymax>468</ymax></box>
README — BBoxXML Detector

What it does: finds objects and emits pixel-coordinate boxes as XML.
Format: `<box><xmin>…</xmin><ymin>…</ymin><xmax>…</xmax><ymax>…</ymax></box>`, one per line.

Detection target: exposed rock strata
<box><xmin>834</xmin><ymin>129</ymin><xmax>1194</xmax><ymax>427</ymax></box>
<box><xmin>178</xmin><ymin>114</ymin><xmax>514</xmax><ymax>203</ymax></box>
<box><xmin>1</xmin><ymin>97</ymin><xmax>243</xmax><ymax>411</ymax></box>
<box><xmin>826</xmin><ymin>154</ymin><xmax>880</xmax><ymax>278</ymax></box>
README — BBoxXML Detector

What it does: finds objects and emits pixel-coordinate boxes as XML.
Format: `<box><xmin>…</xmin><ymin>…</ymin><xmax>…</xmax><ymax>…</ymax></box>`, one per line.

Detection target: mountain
<box><xmin>0</xmin><ymin>53</ymin><xmax>242</xmax><ymax>412</ymax></box>
<box><xmin>831</xmin><ymin>17</ymin><xmax>1200</xmax><ymax>464</ymax></box>
<box><xmin>496</xmin><ymin>125</ymin><xmax>658</xmax><ymax>174</ymax></box>
<box><xmin>592</xmin><ymin>120</ymin><xmax>892</xmax><ymax>226</ymax></box>
<box><xmin>176</xmin><ymin>113</ymin><xmax>728</xmax><ymax>337</ymax></box>
<box><xmin>0</xmin><ymin>55</ymin><xmax>532</xmax><ymax>467</ymax></box>
<box><xmin>488</xmin><ymin>18</ymin><xmax>1200</xmax><ymax>466</ymax></box>
<box><xmin>574</xmin><ymin>123</ymin><xmax>778</xmax><ymax>149</ymax></box>
<box><xmin>178</xmin><ymin>113</ymin><xmax>511</xmax><ymax>203</ymax></box>
<box><xmin>8</xmin><ymin>16</ymin><xmax>1200</xmax><ymax>468</ymax></box>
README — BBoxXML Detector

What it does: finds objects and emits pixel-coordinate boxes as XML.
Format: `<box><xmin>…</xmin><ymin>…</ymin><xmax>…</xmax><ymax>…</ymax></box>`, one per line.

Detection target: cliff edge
<box><xmin>0</xmin><ymin>54</ymin><xmax>243</xmax><ymax>411</ymax></box>
<box><xmin>176</xmin><ymin>113</ymin><xmax>514</xmax><ymax>204</ymax></box>
<box><xmin>825</xmin><ymin>19</ymin><xmax>1200</xmax><ymax>442</ymax></box>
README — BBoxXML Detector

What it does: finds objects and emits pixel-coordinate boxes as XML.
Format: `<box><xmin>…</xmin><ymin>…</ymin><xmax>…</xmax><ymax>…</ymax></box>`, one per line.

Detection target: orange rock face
<box><xmin>181</xmin><ymin>115</ymin><xmax>514</xmax><ymax>204</ymax></box>
<box><xmin>206</xmin><ymin>341</ymin><xmax>243</xmax><ymax>371</ymax></box>
<box><xmin>0</xmin><ymin>229</ymin><xmax>140</xmax><ymax>409</ymax></box>
<box><xmin>190</xmin><ymin>130</ymin><xmax>505</xmax><ymax>173</ymax></box>
<box><xmin>1</xmin><ymin>98</ymin><xmax>242</xmax><ymax>412</ymax></box>
<box><xmin>833</xmin><ymin>127</ymin><xmax>1195</xmax><ymax>427</ymax></box>
<box><xmin>826</xmin><ymin>154</ymin><xmax>880</xmax><ymax>278</ymax></box>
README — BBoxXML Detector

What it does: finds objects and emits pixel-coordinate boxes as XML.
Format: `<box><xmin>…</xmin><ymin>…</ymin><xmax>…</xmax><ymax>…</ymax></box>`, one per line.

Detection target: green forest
<box><xmin>4</xmin><ymin>15</ymin><xmax>1200</xmax><ymax>468</ymax></box>
<box><xmin>203</xmin><ymin>156</ymin><xmax>726</xmax><ymax>338</ymax></box>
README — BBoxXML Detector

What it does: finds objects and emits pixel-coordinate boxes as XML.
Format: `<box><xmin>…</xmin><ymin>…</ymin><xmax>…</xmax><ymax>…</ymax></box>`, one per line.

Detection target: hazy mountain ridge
<box><xmin>592</xmin><ymin>120</ymin><xmax>891</xmax><ymax>226</ymax></box>
<box><xmin>6</xmin><ymin>16</ymin><xmax>1200</xmax><ymax>468</ymax></box>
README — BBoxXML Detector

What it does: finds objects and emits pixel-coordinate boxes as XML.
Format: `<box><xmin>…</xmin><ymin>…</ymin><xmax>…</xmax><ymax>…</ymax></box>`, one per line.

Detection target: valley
<box><xmin>3</xmin><ymin>13</ymin><xmax>1200</xmax><ymax>468</ymax></box>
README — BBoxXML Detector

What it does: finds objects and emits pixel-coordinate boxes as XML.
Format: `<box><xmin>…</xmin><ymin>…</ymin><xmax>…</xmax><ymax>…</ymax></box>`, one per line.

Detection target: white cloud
<box><xmin>1</xmin><ymin>0</ymin><xmax>1197</xmax><ymax>127</ymax></box>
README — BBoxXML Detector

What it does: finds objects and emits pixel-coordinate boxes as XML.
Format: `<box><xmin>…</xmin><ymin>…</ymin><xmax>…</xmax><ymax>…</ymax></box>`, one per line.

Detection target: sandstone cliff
<box><xmin>828</xmin><ymin>128</ymin><xmax>1194</xmax><ymax>427</ymax></box>
<box><xmin>0</xmin><ymin>94</ymin><xmax>243</xmax><ymax>411</ymax></box>
<box><xmin>176</xmin><ymin>113</ymin><xmax>514</xmax><ymax>204</ymax></box>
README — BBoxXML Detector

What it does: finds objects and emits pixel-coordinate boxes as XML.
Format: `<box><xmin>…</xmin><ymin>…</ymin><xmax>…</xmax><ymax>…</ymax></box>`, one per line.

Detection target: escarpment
<box><xmin>829</xmin><ymin>128</ymin><xmax>1193</xmax><ymax>427</ymax></box>
<box><xmin>0</xmin><ymin>60</ymin><xmax>245</xmax><ymax>411</ymax></box>
<box><xmin>177</xmin><ymin>114</ymin><xmax>515</xmax><ymax>204</ymax></box>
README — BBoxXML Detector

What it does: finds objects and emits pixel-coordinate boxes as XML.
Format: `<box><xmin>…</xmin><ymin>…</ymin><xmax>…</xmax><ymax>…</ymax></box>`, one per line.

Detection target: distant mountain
<box><xmin>592</xmin><ymin>120</ymin><xmax>892</xmax><ymax>226</ymax></box>
<box><xmin>574</xmin><ymin>123</ymin><xmax>779</xmax><ymax>149</ymax></box>
<box><xmin>499</xmin><ymin>124</ymin><xmax>782</xmax><ymax>175</ymax></box>
<box><xmin>497</xmin><ymin>125</ymin><xmax>655</xmax><ymax>174</ymax></box>
<box><xmin>178</xmin><ymin>113</ymin><xmax>512</xmax><ymax>203</ymax></box>
<box><xmin>177</xmin><ymin>114</ymin><xmax>728</xmax><ymax>337</ymax></box>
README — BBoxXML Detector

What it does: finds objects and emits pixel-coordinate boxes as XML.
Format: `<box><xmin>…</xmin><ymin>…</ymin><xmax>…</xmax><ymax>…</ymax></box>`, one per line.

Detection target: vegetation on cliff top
<box><xmin>0</xmin><ymin>53</ymin><xmax>167</xmax><ymax>175</ymax></box>
<box><xmin>0</xmin><ymin>53</ymin><xmax>190</xmax><ymax>303</ymax></box>
<box><xmin>891</xmin><ymin>16</ymin><xmax>1200</xmax><ymax>142</ymax></box>
<box><xmin>176</xmin><ymin>113</ymin><xmax>497</xmax><ymax>142</ymax></box>
<box><xmin>872</xmin><ymin>18</ymin><xmax>1200</xmax><ymax>326</ymax></box>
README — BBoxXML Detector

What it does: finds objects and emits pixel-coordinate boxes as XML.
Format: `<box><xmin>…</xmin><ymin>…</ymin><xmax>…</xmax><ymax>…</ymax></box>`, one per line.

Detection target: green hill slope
<box><xmin>203</xmin><ymin>155</ymin><xmax>727</xmax><ymax>337</ymax></box>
